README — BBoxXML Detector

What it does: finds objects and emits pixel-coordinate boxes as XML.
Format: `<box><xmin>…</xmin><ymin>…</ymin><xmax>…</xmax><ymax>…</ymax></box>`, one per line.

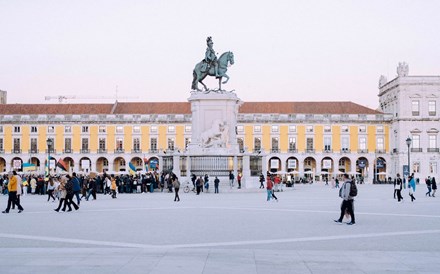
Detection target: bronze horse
<box><xmin>191</xmin><ymin>51</ymin><xmax>234</xmax><ymax>91</ymax></box>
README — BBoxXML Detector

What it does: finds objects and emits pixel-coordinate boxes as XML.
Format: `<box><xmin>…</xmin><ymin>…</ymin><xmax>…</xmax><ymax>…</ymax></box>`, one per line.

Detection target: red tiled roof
<box><xmin>0</xmin><ymin>101</ymin><xmax>381</xmax><ymax>115</ymax></box>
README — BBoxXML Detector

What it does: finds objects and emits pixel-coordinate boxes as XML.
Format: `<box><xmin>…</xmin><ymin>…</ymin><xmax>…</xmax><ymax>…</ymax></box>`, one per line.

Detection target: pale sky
<box><xmin>1</xmin><ymin>0</ymin><xmax>439</xmax><ymax>109</ymax></box>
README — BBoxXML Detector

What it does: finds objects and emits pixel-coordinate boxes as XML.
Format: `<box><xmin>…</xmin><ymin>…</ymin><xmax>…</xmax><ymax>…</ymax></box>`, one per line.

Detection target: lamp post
<box><xmin>406</xmin><ymin>136</ymin><xmax>412</xmax><ymax>178</ymax></box>
<box><xmin>47</xmin><ymin>138</ymin><xmax>53</xmax><ymax>176</ymax></box>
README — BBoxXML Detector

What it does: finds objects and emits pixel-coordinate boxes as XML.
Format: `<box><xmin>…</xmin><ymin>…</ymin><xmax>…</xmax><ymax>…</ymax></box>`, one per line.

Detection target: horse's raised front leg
<box><xmin>222</xmin><ymin>74</ymin><xmax>229</xmax><ymax>84</ymax></box>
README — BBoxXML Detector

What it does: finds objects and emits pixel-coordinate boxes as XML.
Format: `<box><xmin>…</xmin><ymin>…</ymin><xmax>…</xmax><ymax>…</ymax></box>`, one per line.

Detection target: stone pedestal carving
<box><xmin>187</xmin><ymin>91</ymin><xmax>242</xmax><ymax>155</ymax></box>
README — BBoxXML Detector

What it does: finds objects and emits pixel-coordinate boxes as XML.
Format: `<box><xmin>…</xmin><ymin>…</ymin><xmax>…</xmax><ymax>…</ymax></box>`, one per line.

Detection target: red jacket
<box><xmin>266</xmin><ymin>179</ymin><xmax>273</xmax><ymax>190</ymax></box>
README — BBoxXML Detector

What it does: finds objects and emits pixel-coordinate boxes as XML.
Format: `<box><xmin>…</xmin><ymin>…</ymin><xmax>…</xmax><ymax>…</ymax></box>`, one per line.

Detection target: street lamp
<box><xmin>406</xmin><ymin>136</ymin><xmax>412</xmax><ymax>177</ymax></box>
<box><xmin>46</xmin><ymin>138</ymin><xmax>53</xmax><ymax>176</ymax></box>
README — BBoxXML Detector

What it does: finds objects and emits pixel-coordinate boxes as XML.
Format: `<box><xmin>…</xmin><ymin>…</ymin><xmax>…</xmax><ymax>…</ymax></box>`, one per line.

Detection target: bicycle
<box><xmin>183</xmin><ymin>181</ymin><xmax>195</xmax><ymax>193</ymax></box>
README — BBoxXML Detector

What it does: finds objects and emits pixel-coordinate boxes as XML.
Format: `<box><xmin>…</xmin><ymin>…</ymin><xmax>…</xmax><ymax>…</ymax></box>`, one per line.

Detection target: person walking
<box><xmin>266</xmin><ymin>176</ymin><xmax>273</xmax><ymax>201</ymax></box>
<box><xmin>237</xmin><ymin>173</ymin><xmax>242</xmax><ymax>189</ymax></box>
<box><xmin>395</xmin><ymin>174</ymin><xmax>403</xmax><ymax>202</ymax></box>
<box><xmin>47</xmin><ymin>178</ymin><xmax>56</xmax><ymax>202</ymax></box>
<box><xmin>204</xmin><ymin>174</ymin><xmax>209</xmax><ymax>193</ymax></box>
<box><xmin>71</xmin><ymin>172</ymin><xmax>82</xmax><ymax>205</ymax></box>
<box><xmin>259</xmin><ymin>173</ymin><xmax>265</xmax><ymax>189</ymax></box>
<box><xmin>425</xmin><ymin>177</ymin><xmax>432</xmax><ymax>197</ymax></box>
<box><xmin>63</xmin><ymin>175</ymin><xmax>79</xmax><ymax>212</ymax></box>
<box><xmin>334</xmin><ymin>173</ymin><xmax>355</xmax><ymax>225</ymax></box>
<box><xmin>54</xmin><ymin>177</ymin><xmax>67</xmax><ymax>212</ymax></box>
<box><xmin>110</xmin><ymin>175</ymin><xmax>117</xmax><ymax>199</ymax></box>
<box><xmin>431</xmin><ymin>177</ymin><xmax>437</xmax><ymax>197</ymax></box>
<box><xmin>2</xmin><ymin>171</ymin><xmax>24</xmax><ymax>213</ymax></box>
<box><xmin>229</xmin><ymin>171</ymin><xmax>234</xmax><ymax>189</ymax></box>
<box><xmin>196</xmin><ymin>176</ymin><xmax>203</xmax><ymax>195</ymax></box>
<box><xmin>214</xmin><ymin>176</ymin><xmax>220</xmax><ymax>193</ymax></box>
<box><xmin>409</xmin><ymin>185</ymin><xmax>416</xmax><ymax>202</ymax></box>
<box><xmin>173</xmin><ymin>176</ymin><xmax>180</xmax><ymax>202</ymax></box>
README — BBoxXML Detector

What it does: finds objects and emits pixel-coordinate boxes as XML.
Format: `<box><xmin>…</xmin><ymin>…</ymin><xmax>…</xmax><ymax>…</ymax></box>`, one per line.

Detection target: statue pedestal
<box><xmin>187</xmin><ymin>91</ymin><xmax>242</xmax><ymax>155</ymax></box>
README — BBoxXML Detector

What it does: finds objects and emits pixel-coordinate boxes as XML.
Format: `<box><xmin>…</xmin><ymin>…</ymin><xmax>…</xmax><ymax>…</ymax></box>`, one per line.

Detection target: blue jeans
<box><xmin>267</xmin><ymin>190</ymin><xmax>272</xmax><ymax>201</ymax></box>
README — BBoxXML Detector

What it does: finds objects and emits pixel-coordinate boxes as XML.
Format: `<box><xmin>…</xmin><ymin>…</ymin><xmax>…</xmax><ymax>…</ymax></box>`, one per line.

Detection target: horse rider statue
<box><xmin>204</xmin><ymin>36</ymin><xmax>219</xmax><ymax>77</ymax></box>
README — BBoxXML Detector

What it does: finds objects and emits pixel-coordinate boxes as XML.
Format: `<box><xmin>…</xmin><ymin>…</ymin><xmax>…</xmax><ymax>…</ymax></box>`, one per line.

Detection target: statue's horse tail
<box><xmin>191</xmin><ymin>69</ymin><xmax>197</xmax><ymax>90</ymax></box>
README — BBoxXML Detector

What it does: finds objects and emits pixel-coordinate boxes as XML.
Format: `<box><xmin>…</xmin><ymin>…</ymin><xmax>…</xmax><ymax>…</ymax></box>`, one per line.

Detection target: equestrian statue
<box><xmin>191</xmin><ymin>37</ymin><xmax>234</xmax><ymax>92</ymax></box>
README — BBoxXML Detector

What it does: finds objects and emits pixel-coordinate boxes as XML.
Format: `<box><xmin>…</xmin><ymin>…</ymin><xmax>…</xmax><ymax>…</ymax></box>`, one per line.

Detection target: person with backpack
<box><xmin>334</xmin><ymin>173</ymin><xmax>356</xmax><ymax>225</ymax></box>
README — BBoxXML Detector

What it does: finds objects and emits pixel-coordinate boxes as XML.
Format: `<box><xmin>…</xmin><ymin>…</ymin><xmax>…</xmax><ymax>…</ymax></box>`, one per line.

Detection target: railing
<box><xmin>306</xmin><ymin>149</ymin><xmax>315</xmax><ymax>153</ymax></box>
<box><xmin>340</xmin><ymin>149</ymin><xmax>351</xmax><ymax>153</ymax></box>
<box><xmin>131</xmin><ymin>149</ymin><xmax>142</xmax><ymax>153</ymax></box>
<box><xmin>427</xmin><ymin>148</ymin><xmax>440</xmax><ymax>152</ymax></box>
<box><xmin>323</xmin><ymin>149</ymin><xmax>333</xmax><ymax>153</ymax></box>
<box><xmin>411</xmin><ymin>148</ymin><xmax>422</xmax><ymax>152</ymax></box>
<box><xmin>29</xmin><ymin>149</ymin><xmax>39</xmax><ymax>154</ymax></box>
<box><xmin>375</xmin><ymin>149</ymin><xmax>386</xmax><ymax>154</ymax></box>
<box><xmin>80</xmin><ymin>149</ymin><xmax>90</xmax><ymax>153</ymax></box>
<box><xmin>63</xmin><ymin>149</ymin><xmax>72</xmax><ymax>154</ymax></box>
<box><xmin>98</xmin><ymin>149</ymin><xmax>107</xmax><ymax>153</ymax></box>
<box><xmin>271</xmin><ymin>148</ymin><xmax>280</xmax><ymax>153</ymax></box>
<box><xmin>45</xmin><ymin>149</ymin><xmax>55</xmax><ymax>153</ymax></box>
<box><xmin>13</xmin><ymin>149</ymin><xmax>22</xmax><ymax>154</ymax></box>
<box><xmin>149</xmin><ymin>149</ymin><xmax>158</xmax><ymax>153</ymax></box>
<box><xmin>288</xmin><ymin>148</ymin><xmax>298</xmax><ymax>153</ymax></box>
<box><xmin>357</xmin><ymin>149</ymin><xmax>368</xmax><ymax>153</ymax></box>
<box><xmin>253</xmin><ymin>149</ymin><xmax>262</xmax><ymax>153</ymax></box>
<box><xmin>0</xmin><ymin>149</ymin><xmax>4</xmax><ymax>153</ymax></box>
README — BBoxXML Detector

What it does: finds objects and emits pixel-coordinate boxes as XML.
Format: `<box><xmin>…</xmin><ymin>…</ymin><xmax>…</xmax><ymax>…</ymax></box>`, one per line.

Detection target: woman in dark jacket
<box><xmin>431</xmin><ymin>177</ymin><xmax>437</xmax><ymax>197</ymax></box>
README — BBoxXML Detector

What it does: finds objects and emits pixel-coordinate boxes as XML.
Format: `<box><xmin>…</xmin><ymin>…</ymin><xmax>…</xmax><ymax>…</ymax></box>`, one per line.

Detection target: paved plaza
<box><xmin>0</xmin><ymin>183</ymin><xmax>439</xmax><ymax>274</ymax></box>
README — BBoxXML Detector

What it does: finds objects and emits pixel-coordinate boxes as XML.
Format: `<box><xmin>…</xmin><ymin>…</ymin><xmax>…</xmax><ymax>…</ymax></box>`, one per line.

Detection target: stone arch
<box><xmin>268</xmin><ymin>156</ymin><xmax>281</xmax><ymax>173</ymax></box>
<box><xmin>337</xmin><ymin>157</ymin><xmax>352</xmax><ymax>174</ymax></box>
<box><xmin>356</xmin><ymin>157</ymin><xmax>369</xmax><ymax>178</ymax></box>
<box><xmin>130</xmin><ymin>157</ymin><xmax>144</xmax><ymax>171</ymax></box>
<box><xmin>113</xmin><ymin>156</ymin><xmax>126</xmax><ymax>172</ymax></box>
<box><xmin>11</xmin><ymin>157</ymin><xmax>23</xmax><ymax>171</ymax></box>
<box><xmin>286</xmin><ymin>156</ymin><xmax>299</xmax><ymax>173</ymax></box>
<box><xmin>374</xmin><ymin>157</ymin><xmax>387</xmax><ymax>183</ymax></box>
<box><xmin>320</xmin><ymin>156</ymin><xmax>334</xmax><ymax>180</ymax></box>
<box><xmin>96</xmin><ymin>157</ymin><xmax>109</xmax><ymax>173</ymax></box>
<box><xmin>304</xmin><ymin>156</ymin><xmax>316</xmax><ymax>179</ymax></box>
<box><xmin>145</xmin><ymin>157</ymin><xmax>159</xmax><ymax>171</ymax></box>
<box><xmin>79</xmin><ymin>157</ymin><xmax>92</xmax><ymax>173</ymax></box>
<box><xmin>0</xmin><ymin>157</ymin><xmax>6</xmax><ymax>172</ymax></box>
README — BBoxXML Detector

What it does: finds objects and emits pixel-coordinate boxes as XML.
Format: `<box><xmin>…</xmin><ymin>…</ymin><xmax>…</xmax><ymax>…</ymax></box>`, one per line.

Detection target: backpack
<box><xmin>349</xmin><ymin>181</ymin><xmax>358</xmax><ymax>197</ymax></box>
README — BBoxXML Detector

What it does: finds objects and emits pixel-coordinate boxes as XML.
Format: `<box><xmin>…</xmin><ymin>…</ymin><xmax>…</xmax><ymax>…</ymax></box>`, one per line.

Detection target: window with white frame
<box><xmin>237</xmin><ymin>138</ymin><xmax>244</xmax><ymax>151</ymax></box>
<box><xmin>0</xmin><ymin>126</ymin><xmax>3</xmax><ymax>133</ymax></box>
<box><xmin>306</xmin><ymin>137</ymin><xmax>314</xmax><ymax>150</ymax></box>
<box><xmin>324</xmin><ymin>136</ymin><xmax>331</xmax><ymax>151</ymax></box>
<box><xmin>99</xmin><ymin>138</ymin><xmax>106</xmax><ymax>150</ymax></box>
<box><xmin>13</xmin><ymin>138</ymin><xmax>20</xmax><ymax>151</ymax></box>
<box><xmin>167</xmin><ymin>138</ymin><xmax>175</xmax><ymax>150</ymax></box>
<box><xmin>377</xmin><ymin>137</ymin><xmax>384</xmax><ymax>150</ymax></box>
<box><xmin>359</xmin><ymin>125</ymin><xmax>366</xmax><ymax>133</ymax></box>
<box><xmin>254</xmin><ymin>125</ymin><xmax>261</xmax><ymax>133</ymax></box>
<box><xmin>412</xmin><ymin>135</ymin><xmax>420</xmax><ymax>148</ymax></box>
<box><xmin>185</xmin><ymin>125</ymin><xmax>191</xmax><ymax>133</ymax></box>
<box><xmin>150</xmin><ymin>138</ymin><xmax>157</xmax><ymax>151</ymax></box>
<box><xmin>236</xmin><ymin>125</ymin><xmax>244</xmax><ymax>133</ymax></box>
<box><xmin>185</xmin><ymin>137</ymin><xmax>191</xmax><ymax>148</ymax></box>
<box><xmin>271</xmin><ymin>125</ymin><xmax>279</xmax><ymax>133</ymax></box>
<box><xmin>412</xmin><ymin>100</ymin><xmax>420</xmax><ymax>116</ymax></box>
<box><xmin>99</xmin><ymin>126</ymin><xmax>106</xmax><ymax>133</ymax></box>
<box><xmin>429</xmin><ymin>135</ymin><xmax>437</xmax><ymax>148</ymax></box>
<box><xmin>271</xmin><ymin>137</ymin><xmax>279</xmax><ymax>151</ymax></box>
<box><xmin>376</xmin><ymin>125</ymin><xmax>384</xmax><ymax>133</ymax></box>
<box><xmin>65</xmin><ymin>126</ymin><xmax>71</xmax><ymax>133</ymax></box>
<box><xmin>428</xmin><ymin>100</ymin><xmax>436</xmax><ymax>116</ymax></box>
<box><xmin>359</xmin><ymin>137</ymin><xmax>367</xmax><ymax>150</ymax></box>
<box><xmin>47</xmin><ymin>126</ymin><xmax>55</xmax><ymax>133</ymax></box>
<box><xmin>81</xmin><ymin>138</ymin><xmax>89</xmax><ymax>150</ymax></box>
<box><xmin>30</xmin><ymin>138</ymin><xmax>38</xmax><ymax>152</ymax></box>
<box><xmin>82</xmin><ymin>126</ymin><xmax>89</xmax><ymax>133</ymax></box>
<box><xmin>14</xmin><ymin>126</ymin><xmax>20</xmax><ymax>133</ymax></box>
<box><xmin>254</xmin><ymin>137</ymin><xmax>261</xmax><ymax>150</ymax></box>
<box><xmin>150</xmin><ymin>125</ymin><xmax>157</xmax><ymax>133</ymax></box>
<box><xmin>116</xmin><ymin>137</ymin><xmax>123</xmax><ymax>150</ymax></box>
<box><xmin>306</xmin><ymin>125</ymin><xmax>313</xmax><ymax>133</ymax></box>
<box><xmin>341</xmin><ymin>125</ymin><xmax>349</xmax><ymax>133</ymax></box>
<box><xmin>65</xmin><ymin>138</ymin><xmax>71</xmax><ymax>151</ymax></box>
<box><xmin>289</xmin><ymin>125</ymin><xmax>296</xmax><ymax>133</ymax></box>
<box><xmin>133</xmin><ymin>138</ymin><xmax>140</xmax><ymax>150</ymax></box>
<box><xmin>168</xmin><ymin>126</ymin><xmax>175</xmax><ymax>133</ymax></box>
<box><xmin>324</xmin><ymin>125</ymin><xmax>331</xmax><ymax>133</ymax></box>
<box><xmin>116</xmin><ymin>126</ymin><xmax>123</xmax><ymax>134</ymax></box>
<box><xmin>289</xmin><ymin>137</ymin><xmax>296</xmax><ymax>151</ymax></box>
<box><xmin>31</xmin><ymin>126</ymin><xmax>38</xmax><ymax>133</ymax></box>
<box><xmin>430</xmin><ymin>162</ymin><xmax>437</xmax><ymax>174</ymax></box>
<box><xmin>133</xmin><ymin>126</ymin><xmax>140</xmax><ymax>133</ymax></box>
<box><xmin>0</xmin><ymin>138</ymin><xmax>3</xmax><ymax>150</ymax></box>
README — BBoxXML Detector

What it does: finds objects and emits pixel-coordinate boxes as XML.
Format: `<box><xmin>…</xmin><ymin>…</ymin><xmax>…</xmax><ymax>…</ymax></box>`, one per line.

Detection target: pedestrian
<box><xmin>259</xmin><ymin>173</ymin><xmax>265</xmax><ymax>189</ymax></box>
<box><xmin>54</xmin><ymin>177</ymin><xmax>67</xmax><ymax>212</ymax></box>
<box><xmin>266</xmin><ymin>176</ymin><xmax>273</xmax><ymax>201</ymax></box>
<box><xmin>335</xmin><ymin>177</ymin><xmax>340</xmax><ymax>188</ymax></box>
<box><xmin>214</xmin><ymin>176</ymin><xmax>220</xmax><ymax>193</ymax></box>
<box><xmin>30</xmin><ymin>176</ymin><xmax>37</xmax><ymax>194</ymax></box>
<box><xmin>409</xmin><ymin>185</ymin><xmax>416</xmax><ymax>202</ymax></box>
<box><xmin>196</xmin><ymin>176</ymin><xmax>203</xmax><ymax>195</ymax></box>
<box><xmin>204</xmin><ymin>174</ymin><xmax>209</xmax><ymax>193</ymax></box>
<box><xmin>47</xmin><ymin>177</ymin><xmax>56</xmax><ymax>202</ymax></box>
<box><xmin>229</xmin><ymin>171</ymin><xmax>234</xmax><ymax>189</ymax></box>
<box><xmin>395</xmin><ymin>173</ymin><xmax>403</xmax><ymax>202</ymax></box>
<box><xmin>173</xmin><ymin>175</ymin><xmax>180</xmax><ymax>202</ymax></box>
<box><xmin>12</xmin><ymin>173</ymin><xmax>23</xmax><ymax>210</ymax></box>
<box><xmin>425</xmin><ymin>177</ymin><xmax>432</xmax><ymax>197</ymax></box>
<box><xmin>334</xmin><ymin>173</ymin><xmax>355</xmax><ymax>225</ymax></box>
<box><xmin>63</xmin><ymin>175</ymin><xmax>79</xmax><ymax>211</ymax></box>
<box><xmin>2</xmin><ymin>171</ymin><xmax>24</xmax><ymax>214</ymax></box>
<box><xmin>431</xmin><ymin>177</ymin><xmax>437</xmax><ymax>197</ymax></box>
<box><xmin>110</xmin><ymin>175</ymin><xmax>117</xmax><ymax>199</ymax></box>
<box><xmin>71</xmin><ymin>172</ymin><xmax>81</xmax><ymax>205</ymax></box>
<box><xmin>237</xmin><ymin>173</ymin><xmax>242</xmax><ymax>189</ymax></box>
